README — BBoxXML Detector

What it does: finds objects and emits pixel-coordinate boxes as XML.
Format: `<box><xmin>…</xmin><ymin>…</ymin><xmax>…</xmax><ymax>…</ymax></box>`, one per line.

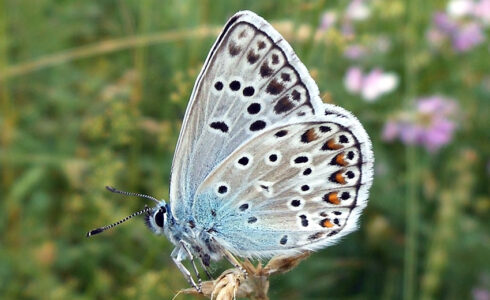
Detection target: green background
<box><xmin>0</xmin><ymin>0</ymin><xmax>488</xmax><ymax>299</ymax></box>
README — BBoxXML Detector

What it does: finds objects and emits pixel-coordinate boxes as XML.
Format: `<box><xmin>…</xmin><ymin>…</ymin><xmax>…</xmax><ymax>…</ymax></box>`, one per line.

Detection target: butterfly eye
<box><xmin>154</xmin><ymin>208</ymin><xmax>165</xmax><ymax>228</ymax></box>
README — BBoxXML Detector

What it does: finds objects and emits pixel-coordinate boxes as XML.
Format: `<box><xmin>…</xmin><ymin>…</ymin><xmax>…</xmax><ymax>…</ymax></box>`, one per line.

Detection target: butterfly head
<box><xmin>86</xmin><ymin>186</ymin><xmax>170</xmax><ymax>238</ymax></box>
<box><xmin>144</xmin><ymin>201</ymin><xmax>169</xmax><ymax>235</ymax></box>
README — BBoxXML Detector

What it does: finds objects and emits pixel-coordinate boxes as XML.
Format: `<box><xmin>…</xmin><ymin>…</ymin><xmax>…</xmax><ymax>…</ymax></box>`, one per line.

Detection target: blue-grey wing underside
<box><xmin>169</xmin><ymin>11</ymin><xmax>373</xmax><ymax>258</ymax></box>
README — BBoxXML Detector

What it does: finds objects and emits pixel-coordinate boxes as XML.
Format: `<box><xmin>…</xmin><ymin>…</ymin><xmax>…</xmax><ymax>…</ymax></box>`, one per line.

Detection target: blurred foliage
<box><xmin>0</xmin><ymin>0</ymin><xmax>488</xmax><ymax>299</ymax></box>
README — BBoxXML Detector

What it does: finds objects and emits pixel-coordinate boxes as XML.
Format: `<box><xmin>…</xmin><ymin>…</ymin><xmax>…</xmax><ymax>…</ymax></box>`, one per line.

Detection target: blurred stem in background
<box><xmin>0</xmin><ymin>0</ymin><xmax>14</xmax><ymax>187</ymax></box>
<box><xmin>128</xmin><ymin>0</ymin><xmax>153</xmax><ymax>189</ymax></box>
<box><xmin>420</xmin><ymin>150</ymin><xmax>477</xmax><ymax>300</ymax></box>
<box><xmin>403</xmin><ymin>0</ymin><xmax>421</xmax><ymax>299</ymax></box>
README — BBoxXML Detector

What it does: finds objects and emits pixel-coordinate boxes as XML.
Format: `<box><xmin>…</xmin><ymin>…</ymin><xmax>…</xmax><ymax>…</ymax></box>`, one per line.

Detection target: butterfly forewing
<box><xmin>170</xmin><ymin>12</ymin><xmax>324</xmax><ymax>218</ymax></box>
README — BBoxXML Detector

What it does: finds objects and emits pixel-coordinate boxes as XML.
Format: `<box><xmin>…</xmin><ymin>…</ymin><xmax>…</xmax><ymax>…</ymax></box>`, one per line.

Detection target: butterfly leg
<box><xmin>194</xmin><ymin>245</ymin><xmax>213</xmax><ymax>279</ymax></box>
<box><xmin>171</xmin><ymin>246</ymin><xmax>202</xmax><ymax>293</ymax></box>
<box><xmin>220</xmin><ymin>248</ymin><xmax>248</xmax><ymax>278</ymax></box>
<box><xmin>179</xmin><ymin>241</ymin><xmax>203</xmax><ymax>289</ymax></box>
<box><xmin>198</xmin><ymin>257</ymin><xmax>213</xmax><ymax>280</ymax></box>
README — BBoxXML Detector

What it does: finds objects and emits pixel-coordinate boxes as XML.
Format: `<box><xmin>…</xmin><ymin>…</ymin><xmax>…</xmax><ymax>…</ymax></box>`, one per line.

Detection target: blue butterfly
<box><xmin>87</xmin><ymin>10</ymin><xmax>374</xmax><ymax>292</ymax></box>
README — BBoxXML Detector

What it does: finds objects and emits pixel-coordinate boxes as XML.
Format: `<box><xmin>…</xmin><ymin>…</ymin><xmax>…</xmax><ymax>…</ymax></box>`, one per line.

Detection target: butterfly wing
<box><xmin>193</xmin><ymin>108</ymin><xmax>373</xmax><ymax>257</ymax></box>
<box><xmin>170</xmin><ymin>11</ymin><xmax>324</xmax><ymax>218</ymax></box>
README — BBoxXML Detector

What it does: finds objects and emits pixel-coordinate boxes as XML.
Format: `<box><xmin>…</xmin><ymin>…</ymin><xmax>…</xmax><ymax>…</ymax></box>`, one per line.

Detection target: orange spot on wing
<box><xmin>327</xmin><ymin>139</ymin><xmax>343</xmax><ymax>150</ymax></box>
<box><xmin>306</xmin><ymin>129</ymin><xmax>319</xmax><ymax>142</ymax></box>
<box><xmin>322</xmin><ymin>219</ymin><xmax>334</xmax><ymax>228</ymax></box>
<box><xmin>335</xmin><ymin>153</ymin><xmax>347</xmax><ymax>166</ymax></box>
<box><xmin>335</xmin><ymin>172</ymin><xmax>347</xmax><ymax>184</ymax></box>
<box><xmin>327</xmin><ymin>192</ymin><xmax>340</xmax><ymax>205</ymax></box>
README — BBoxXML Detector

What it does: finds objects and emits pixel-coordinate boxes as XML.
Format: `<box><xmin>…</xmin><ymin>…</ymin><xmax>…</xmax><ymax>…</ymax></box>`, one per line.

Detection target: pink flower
<box><xmin>434</xmin><ymin>12</ymin><xmax>459</xmax><ymax>34</ymax></box>
<box><xmin>426</xmin><ymin>27</ymin><xmax>447</xmax><ymax>48</ymax></box>
<box><xmin>320</xmin><ymin>11</ymin><xmax>337</xmax><ymax>31</ymax></box>
<box><xmin>341</xmin><ymin>20</ymin><xmax>355</xmax><ymax>38</ymax></box>
<box><xmin>343</xmin><ymin>45</ymin><xmax>368</xmax><ymax>60</ymax></box>
<box><xmin>344</xmin><ymin>67</ymin><xmax>364</xmax><ymax>93</ymax></box>
<box><xmin>472</xmin><ymin>287</ymin><xmax>490</xmax><ymax>300</ymax></box>
<box><xmin>472</xmin><ymin>0</ymin><xmax>490</xmax><ymax>24</ymax></box>
<box><xmin>382</xmin><ymin>96</ymin><xmax>459</xmax><ymax>152</ymax></box>
<box><xmin>452</xmin><ymin>22</ymin><xmax>485</xmax><ymax>52</ymax></box>
<box><xmin>427</xmin><ymin>9</ymin><xmax>486</xmax><ymax>53</ymax></box>
<box><xmin>344</xmin><ymin>67</ymin><xmax>399</xmax><ymax>101</ymax></box>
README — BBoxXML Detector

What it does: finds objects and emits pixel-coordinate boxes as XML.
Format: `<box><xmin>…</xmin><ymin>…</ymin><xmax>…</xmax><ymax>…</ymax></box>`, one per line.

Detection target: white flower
<box><xmin>346</xmin><ymin>0</ymin><xmax>371</xmax><ymax>21</ymax></box>
<box><xmin>344</xmin><ymin>67</ymin><xmax>399</xmax><ymax>102</ymax></box>
<box><xmin>361</xmin><ymin>69</ymin><xmax>398</xmax><ymax>102</ymax></box>
<box><xmin>447</xmin><ymin>0</ymin><xmax>474</xmax><ymax>18</ymax></box>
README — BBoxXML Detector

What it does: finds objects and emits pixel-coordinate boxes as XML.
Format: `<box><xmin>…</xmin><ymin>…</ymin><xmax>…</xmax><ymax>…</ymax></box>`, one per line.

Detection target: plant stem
<box><xmin>403</xmin><ymin>0</ymin><xmax>420</xmax><ymax>299</ymax></box>
<box><xmin>0</xmin><ymin>0</ymin><xmax>14</xmax><ymax>188</ymax></box>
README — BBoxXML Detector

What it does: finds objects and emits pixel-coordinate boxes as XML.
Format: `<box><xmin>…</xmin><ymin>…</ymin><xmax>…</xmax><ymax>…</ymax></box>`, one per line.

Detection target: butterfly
<box><xmin>87</xmin><ymin>10</ymin><xmax>374</xmax><ymax>292</ymax></box>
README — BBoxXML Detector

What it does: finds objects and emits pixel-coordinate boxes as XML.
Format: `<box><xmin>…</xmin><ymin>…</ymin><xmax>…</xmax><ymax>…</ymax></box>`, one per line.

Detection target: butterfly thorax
<box><xmin>146</xmin><ymin>201</ymin><xmax>223</xmax><ymax>262</ymax></box>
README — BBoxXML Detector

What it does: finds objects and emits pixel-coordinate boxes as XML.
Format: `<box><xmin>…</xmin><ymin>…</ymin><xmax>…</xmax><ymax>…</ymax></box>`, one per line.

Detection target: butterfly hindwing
<box><xmin>170</xmin><ymin>11</ymin><xmax>324</xmax><ymax>218</ymax></box>
<box><xmin>192</xmin><ymin>110</ymin><xmax>373</xmax><ymax>257</ymax></box>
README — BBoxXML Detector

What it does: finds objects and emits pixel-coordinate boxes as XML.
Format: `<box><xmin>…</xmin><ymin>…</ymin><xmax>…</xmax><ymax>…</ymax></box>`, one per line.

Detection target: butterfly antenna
<box><xmin>86</xmin><ymin>205</ymin><xmax>150</xmax><ymax>237</ymax></box>
<box><xmin>105</xmin><ymin>186</ymin><xmax>160</xmax><ymax>204</ymax></box>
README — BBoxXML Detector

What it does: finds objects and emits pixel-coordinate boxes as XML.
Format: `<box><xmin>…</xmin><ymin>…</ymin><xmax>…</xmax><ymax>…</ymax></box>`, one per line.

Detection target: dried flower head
<box><xmin>180</xmin><ymin>252</ymin><xmax>311</xmax><ymax>300</ymax></box>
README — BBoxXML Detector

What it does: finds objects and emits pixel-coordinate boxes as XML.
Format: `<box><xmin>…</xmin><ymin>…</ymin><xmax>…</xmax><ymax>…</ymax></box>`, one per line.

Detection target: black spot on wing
<box><xmin>238</xmin><ymin>156</ymin><xmax>249</xmax><ymax>166</ymax></box>
<box><xmin>300</xmin><ymin>215</ymin><xmax>309</xmax><ymax>227</ymax></box>
<box><xmin>243</xmin><ymin>86</ymin><xmax>255</xmax><ymax>97</ymax></box>
<box><xmin>210</xmin><ymin>121</ymin><xmax>229</xmax><ymax>133</ymax></box>
<box><xmin>319</xmin><ymin>126</ymin><xmax>331</xmax><ymax>132</ymax></box>
<box><xmin>250</xmin><ymin>120</ymin><xmax>266</xmax><ymax>131</ymax></box>
<box><xmin>260</xmin><ymin>184</ymin><xmax>269</xmax><ymax>192</ymax></box>
<box><xmin>228</xmin><ymin>41</ymin><xmax>241</xmax><ymax>56</ymax></box>
<box><xmin>347</xmin><ymin>151</ymin><xmax>355</xmax><ymax>160</ymax></box>
<box><xmin>291</xmin><ymin>89</ymin><xmax>301</xmax><ymax>101</ymax></box>
<box><xmin>260</xmin><ymin>63</ymin><xmax>273</xmax><ymax>78</ymax></box>
<box><xmin>303</xmin><ymin>168</ymin><xmax>312</xmax><ymax>175</ymax></box>
<box><xmin>308</xmin><ymin>232</ymin><xmax>324</xmax><ymax>241</ymax></box>
<box><xmin>229</xmin><ymin>80</ymin><xmax>241</xmax><ymax>91</ymax></box>
<box><xmin>218</xmin><ymin>185</ymin><xmax>228</xmax><ymax>194</ymax></box>
<box><xmin>247</xmin><ymin>103</ymin><xmax>261</xmax><ymax>114</ymax></box>
<box><xmin>339</xmin><ymin>135</ymin><xmax>349</xmax><ymax>143</ymax></box>
<box><xmin>274</xmin><ymin>96</ymin><xmax>294</xmax><ymax>114</ymax></box>
<box><xmin>275</xmin><ymin>130</ymin><xmax>288</xmax><ymax>137</ymax></box>
<box><xmin>238</xmin><ymin>30</ymin><xmax>248</xmax><ymax>38</ymax></box>
<box><xmin>266</xmin><ymin>79</ymin><xmax>285</xmax><ymax>95</ymax></box>
<box><xmin>294</xmin><ymin>156</ymin><xmax>309</xmax><ymax>164</ymax></box>
<box><xmin>281</xmin><ymin>72</ymin><xmax>291</xmax><ymax>81</ymax></box>
<box><xmin>271</xmin><ymin>54</ymin><xmax>279</xmax><ymax>64</ymax></box>
<box><xmin>214</xmin><ymin>81</ymin><xmax>223</xmax><ymax>91</ymax></box>
<box><xmin>247</xmin><ymin>50</ymin><xmax>260</xmax><ymax>64</ymax></box>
